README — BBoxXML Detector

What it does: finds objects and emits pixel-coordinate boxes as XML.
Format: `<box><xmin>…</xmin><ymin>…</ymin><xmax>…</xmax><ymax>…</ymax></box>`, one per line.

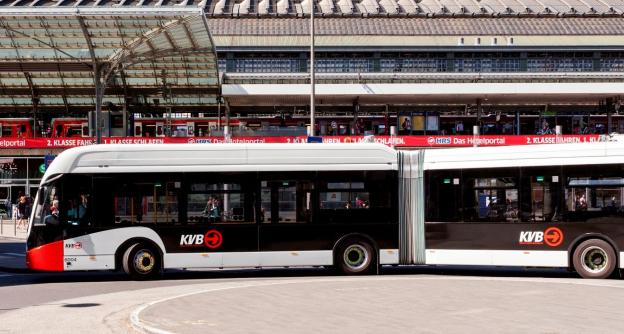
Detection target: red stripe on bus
<box><xmin>26</xmin><ymin>240</ymin><xmax>64</xmax><ymax>271</ymax></box>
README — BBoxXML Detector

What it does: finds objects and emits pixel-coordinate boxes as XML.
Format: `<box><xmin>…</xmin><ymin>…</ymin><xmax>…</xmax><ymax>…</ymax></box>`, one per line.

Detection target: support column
<box><xmin>476</xmin><ymin>98</ymin><xmax>482</xmax><ymax>133</ymax></box>
<box><xmin>217</xmin><ymin>96</ymin><xmax>222</xmax><ymax>132</ymax></box>
<box><xmin>606</xmin><ymin>98</ymin><xmax>613</xmax><ymax>134</ymax></box>
<box><xmin>309</xmin><ymin>0</ymin><xmax>316</xmax><ymax>136</ymax></box>
<box><xmin>24</xmin><ymin>72</ymin><xmax>38</xmax><ymax>138</ymax></box>
<box><xmin>224</xmin><ymin>98</ymin><xmax>231</xmax><ymax>140</ymax></box>
<box><xmin>352</xmin><ymin>98</ymin><xmax>359</xmax><ymax>135</ymax></box>
<box><xmin>94</xmin><ymin>67</ymin><xmax>105</xmax><ymax>144</ymax></box>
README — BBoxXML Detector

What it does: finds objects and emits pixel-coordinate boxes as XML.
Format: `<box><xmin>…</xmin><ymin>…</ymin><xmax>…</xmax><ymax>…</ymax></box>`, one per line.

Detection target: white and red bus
<box><xmin>26</xmin><ymin>142</ymin><xmax>624</xmax><ymax>279</ymax></box>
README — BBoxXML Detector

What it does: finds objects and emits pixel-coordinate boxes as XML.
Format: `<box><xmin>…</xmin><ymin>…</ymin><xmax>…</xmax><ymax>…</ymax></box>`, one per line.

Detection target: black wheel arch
<box><xmin>115</xmin><ymin>237</ymin><xmax>164</xmax><ymax>272</ymax></box>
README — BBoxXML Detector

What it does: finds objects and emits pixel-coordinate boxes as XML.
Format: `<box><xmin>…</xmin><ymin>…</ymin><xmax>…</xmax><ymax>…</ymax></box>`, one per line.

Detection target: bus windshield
<box><xmin>32</xmin><ymin>182</ymin><xmax>59</xmax><ymax>227</ymax></box>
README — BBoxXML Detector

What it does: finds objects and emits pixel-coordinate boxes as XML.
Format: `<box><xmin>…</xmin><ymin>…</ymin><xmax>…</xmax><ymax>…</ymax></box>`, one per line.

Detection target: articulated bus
<box><xmin>26</xmin><ymin>142</ymin><xmax>624</xmax><ymax>279</ymax></box>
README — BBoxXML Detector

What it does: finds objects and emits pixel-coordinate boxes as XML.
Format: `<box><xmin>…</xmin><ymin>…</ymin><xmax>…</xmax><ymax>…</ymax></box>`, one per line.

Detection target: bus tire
<box><xmin>335</xmin><ymin>238</ymin><xmax>376</xmax><ymax>275</ymax></box>
<box><xmin>122</xmin><ymin>242</ymin><xmax>161</xmax><ymax>280</ymax></box>
<box><xmin>572</xmin><ymin>239</ymin><xmax>616</xmax><ymax>279</ymax></box>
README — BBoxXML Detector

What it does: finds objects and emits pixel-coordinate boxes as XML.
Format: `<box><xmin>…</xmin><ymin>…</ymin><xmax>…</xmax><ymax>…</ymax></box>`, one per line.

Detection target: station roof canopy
<box><xmin>0</xmin><ymin>8</ymin><xmax>220</xmax><ymax>111</ymax></box>
<box><xmin>3</xmin><ymin>0</ymin><xmax>624</xmax><ymax>16</ymax></box>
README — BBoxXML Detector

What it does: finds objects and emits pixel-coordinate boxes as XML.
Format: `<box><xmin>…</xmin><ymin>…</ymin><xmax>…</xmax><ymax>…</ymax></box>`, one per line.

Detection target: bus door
<box><xmin>258</xmin><ymin>175</ymin><xmax>320</xmax><ymax>266</ymax></box>
<box><xmin>184</xmin><ymin>175</ymin><xmax>259</xmax><ymax>267</ymax></box>
<box><xmin>426</xmin><ymin>169</ymin><xmax>520</xmax><ymax>263</ymax></box>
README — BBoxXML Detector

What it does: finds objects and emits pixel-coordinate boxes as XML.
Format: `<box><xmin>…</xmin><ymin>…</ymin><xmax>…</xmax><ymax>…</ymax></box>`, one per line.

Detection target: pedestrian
<box><xmin>16</xmin><ymin>196</ymin><xmax>27</xmax><ymax>230</ymax></box>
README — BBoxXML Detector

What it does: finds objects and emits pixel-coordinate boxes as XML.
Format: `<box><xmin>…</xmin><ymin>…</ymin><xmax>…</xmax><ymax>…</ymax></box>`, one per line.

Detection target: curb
<box><xmin>0</xmin><ymin>236</ymin><xmax>27</xmax><ymax>241</ymax></box>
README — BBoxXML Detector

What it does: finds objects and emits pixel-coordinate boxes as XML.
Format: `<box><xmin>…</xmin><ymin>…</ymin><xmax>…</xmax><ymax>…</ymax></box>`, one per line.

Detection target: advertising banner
<box><xmin>0</xmin><ymin>135</ymin><xmax>606</xmax><ymax>149</ymax></box>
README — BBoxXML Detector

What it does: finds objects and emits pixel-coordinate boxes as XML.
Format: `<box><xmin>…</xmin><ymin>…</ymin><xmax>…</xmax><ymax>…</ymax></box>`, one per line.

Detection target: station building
<box><xmin>0</xmin><ymin>0</ymin><xmax>623</xmax><ymax>202</ymax></box>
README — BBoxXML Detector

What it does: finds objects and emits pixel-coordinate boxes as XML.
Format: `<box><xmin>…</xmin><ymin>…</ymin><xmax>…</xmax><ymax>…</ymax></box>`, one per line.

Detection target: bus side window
<box><xmin>187</xmin><ymin>180</ymin><xmax>254</xmax><ymax>224</ymax></box>
<box><xmin>110</xmin><ymin>175</ymin><xmax>181</xmax><ymax>225</ymax></box>
<box><xmin>425</xmin><ymin>170</ymin><xmax>462</xmax><ymax>223</ymax></box>
<box><xmin>261</xmin><ymin>177</ymin><xmax>314</xmax><ymax>224</ymax></box>
<box><xmin>316</xmin><ymin>170</ymin><xmax>393</xmax><ymax>224</ymax></box>
<box><xmin>562</xmin><ymin>165</ymin><xmax>624</xmax><ymax>222</ymax></box>
<box><xmin>58</xmin><ymin>175</ymin><xmax>92</xmax><ymax>227</ymax></box>
<box><xmin>462</xmin><ymin>169</ymin><xmax>519</xmax><ymax>223</ymax></box>
<box><xmin>66</xmin><ymin>194</ymin><xmax>89</xmax><ymax>226</ymax></box>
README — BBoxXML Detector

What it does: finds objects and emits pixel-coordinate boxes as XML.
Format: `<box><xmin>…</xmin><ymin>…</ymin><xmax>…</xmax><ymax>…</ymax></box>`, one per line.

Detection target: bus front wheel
<box><xmin>572</xmin><ymin>239</ymin><xmax>616</xmax><ymax>279</ymax></box>
<box><xmin>335</xmin><ymin>238</ymin><xmax>376</xmax><ymax>275</ymax></box>
<box><xmin>122</xmin><ymin>243</ymin><xmax>162</xmax><ymax>280</ymax></box>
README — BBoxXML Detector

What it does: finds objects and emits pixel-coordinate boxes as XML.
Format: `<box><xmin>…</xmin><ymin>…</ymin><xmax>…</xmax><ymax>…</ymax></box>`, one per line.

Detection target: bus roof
<box><xmin>423</xmin><ymin>140</ymin><xmax>624</xmax><ymax>170</ymax></box>
<box><xmin>43</xmin><ymin>143</ymin><xmax>398</xmax><ymax>182</ymax></box>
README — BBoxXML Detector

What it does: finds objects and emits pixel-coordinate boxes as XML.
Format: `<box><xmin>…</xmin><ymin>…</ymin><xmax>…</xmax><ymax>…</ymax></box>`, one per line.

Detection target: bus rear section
<box><xmin>415</xmin><ymin>144</ymin><xmax>624</xmax><ymax>279</ymax></box>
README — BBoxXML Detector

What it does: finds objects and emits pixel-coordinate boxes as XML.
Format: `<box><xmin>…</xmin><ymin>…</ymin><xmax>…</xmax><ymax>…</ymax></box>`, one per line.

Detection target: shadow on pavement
<box><xmin>0</xmin><ymin>263</ymin><xmax>590</xmax><ymax>289</ymax></box>
<box><xmin>0</xmin><ymin>235</ymin><xmax>587</xmax><ymax>286</ymax></box>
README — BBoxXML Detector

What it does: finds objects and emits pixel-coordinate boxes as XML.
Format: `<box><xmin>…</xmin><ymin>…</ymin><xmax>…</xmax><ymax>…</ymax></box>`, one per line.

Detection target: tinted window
<box><xmin>260</xmin><ymin>175</ymin><xmax>314</xmax><ymax>224</ymax></box>
<box><xmin>562</xmin><ymin>164</ymin><xmax>624</xmax><ymax>222</ymax></box>
<box><xmin>188</xmin><ymin>181</ymin><xmax>253</xmax><ymax>224</ymax></box>
<box><xmin>462</xmin><ymin>168</ymin><xmax>519</xmax><ymax>222</ymax></box>
<box><xmin>426</xmin><ymin>170</ymin><xmax>462</xmax><ymax>222</ymax></box>
<box><xmin>317</xmin><ymin>170</ymin><xmax>395</xmax><ymax>223</ymax></box>
<box><xmin>106</xmin><ymin>174</ymin><xmax>180</xmax><ymax>225</ymax></box>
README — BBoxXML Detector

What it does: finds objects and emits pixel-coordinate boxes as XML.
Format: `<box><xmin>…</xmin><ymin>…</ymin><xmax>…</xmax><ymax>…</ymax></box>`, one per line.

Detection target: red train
<box><xmin>51</xmin><ymin>118</ymin><xmax>89</xmax><ymax>138</ymax></box>
<box><xmin>0</xmin><ymin>114</ymin><xmax>619</xmax><ymax>139</ymax></box>
<box><xmin>0</xmin><ymin>118</ymin><xmax>34</xmax><ymax>138</ymax></box>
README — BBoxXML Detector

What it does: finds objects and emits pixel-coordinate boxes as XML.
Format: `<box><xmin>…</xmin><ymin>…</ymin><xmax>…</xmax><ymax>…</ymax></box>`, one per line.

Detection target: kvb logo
<box><xmin>519</xmin><ymin>227</ymin><xmax>563</xmax><ymax>247</ymax></box>
<box><xmin>180</xmin><ymin>230</ymin><xmax>223</xmax><ymax>248</ymax></box>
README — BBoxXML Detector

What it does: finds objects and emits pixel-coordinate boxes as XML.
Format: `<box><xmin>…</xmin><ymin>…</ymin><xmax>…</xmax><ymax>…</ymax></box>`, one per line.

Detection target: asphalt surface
<box><xmin>2</xmin><ymin>237</ymin><xmax>623</xmax><ymax>333</ymax></box>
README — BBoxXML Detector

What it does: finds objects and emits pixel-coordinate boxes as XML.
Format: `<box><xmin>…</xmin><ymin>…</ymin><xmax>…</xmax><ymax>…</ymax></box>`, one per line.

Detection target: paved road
<box><xmin>0</xmin><ymin>238</ymin><xmax>328</xmax><ymax>315</ymax></box>
<box><xmin>3</xmin><ymin>237</ymin><xmax>623</xmax><ymax>333</ymax></box>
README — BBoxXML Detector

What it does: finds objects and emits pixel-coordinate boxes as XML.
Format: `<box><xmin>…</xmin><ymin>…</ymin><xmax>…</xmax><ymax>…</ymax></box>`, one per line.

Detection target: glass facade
<box><xmin>0</xmin><ymin>157</ymin><xmax>43</xmax><ymax>217</ymax></box>
<box><xmin>218</xmin><ymin>52</ymin><xmax>622</xmax><ymax>73</ymax></box>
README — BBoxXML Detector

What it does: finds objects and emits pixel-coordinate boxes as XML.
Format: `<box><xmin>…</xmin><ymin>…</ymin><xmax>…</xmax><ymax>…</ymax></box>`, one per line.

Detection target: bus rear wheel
<box><xmin>335</xmin><ymin>238</ymin><xmax>376</xmax><ymax>275</ymax></box>
<box><xmin>572</xmin><ymin>239</ymin><xmax>616</xmax><ymax>279</ymax></box>
<box><xmin>122</xmin><ymin>243</ymin><xmax>161</xmax><ymax>280</ymax></box>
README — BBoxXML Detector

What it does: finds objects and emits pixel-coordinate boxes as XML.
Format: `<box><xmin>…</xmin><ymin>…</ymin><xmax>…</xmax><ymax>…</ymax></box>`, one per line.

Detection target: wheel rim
<box><xmin>133</xmin><ymin>249</ymin><xmax>155</xmax><ymax>274</ymax></box>
<box><xmin>343</xmin><ymin>244</ymin><xmax>369</xmax><ymax>271</ymax></box>
<box><xmin>581</xmin><ymin>246</ymin><xmax>608</xmax><ymax>274</ymax></box>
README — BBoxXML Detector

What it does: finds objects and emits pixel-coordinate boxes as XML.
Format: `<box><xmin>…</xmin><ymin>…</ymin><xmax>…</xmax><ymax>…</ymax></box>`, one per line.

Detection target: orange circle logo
<box><xmin>544</xmin><ymin>227</ymin><xmax>563</xmax><ymax>247</ymax></box>
<box><xmin>204</xmin><ymin>230</ymin><xmax>223</xmax><ymax>249</ymax></box>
